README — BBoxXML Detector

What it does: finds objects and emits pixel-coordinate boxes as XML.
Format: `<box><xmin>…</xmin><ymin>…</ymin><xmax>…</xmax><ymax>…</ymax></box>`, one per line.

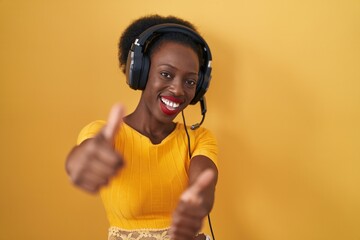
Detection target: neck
<box><xmin>124</xmin><ymin>107</ymin><xmax>176</xmax><ymax>144</ymax></box>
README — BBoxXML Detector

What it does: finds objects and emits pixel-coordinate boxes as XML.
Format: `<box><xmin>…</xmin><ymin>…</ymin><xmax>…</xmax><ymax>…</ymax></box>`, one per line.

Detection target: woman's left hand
<box><xmin>170</xmin><ymin>169</ymin><xmax>215</xmax><ymax>240</ymax></box>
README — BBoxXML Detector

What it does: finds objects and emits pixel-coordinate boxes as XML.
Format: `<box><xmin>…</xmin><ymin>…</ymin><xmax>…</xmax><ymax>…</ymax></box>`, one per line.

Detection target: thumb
<box><xmin>102</xmin><ymin>103</ymin><xmax>125</xmax><ymax>142</ymax></box>
<box><xmin>181</xmin><ymin>169</ymin><xmax>215</xmax><ymax>203</ymax></box>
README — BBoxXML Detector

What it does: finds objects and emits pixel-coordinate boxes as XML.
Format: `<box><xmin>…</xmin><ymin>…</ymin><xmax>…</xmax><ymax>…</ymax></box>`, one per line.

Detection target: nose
<box><xmin>169</xmin><ymin>78</ymin><xmax>185</xmax><ymax>96</ymax></box>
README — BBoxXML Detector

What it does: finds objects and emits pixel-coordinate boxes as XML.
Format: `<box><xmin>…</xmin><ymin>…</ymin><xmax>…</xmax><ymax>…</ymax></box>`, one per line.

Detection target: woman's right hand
<box><xmin>65</xmin><ymin>104</ymin><xmax>125</xmax><ymax>193</ymax></box>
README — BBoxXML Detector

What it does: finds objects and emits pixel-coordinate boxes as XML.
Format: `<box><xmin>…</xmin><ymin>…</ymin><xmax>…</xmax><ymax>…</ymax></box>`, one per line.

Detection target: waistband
<box><xmin>108</xmin><ymin>226</ymin><xmax>210</xmax><ymax>240</ymax></box>
<box><xmin>109</xmin><ymin>226</ymin><xmax>170</xmax><ymax>240</ymax></box>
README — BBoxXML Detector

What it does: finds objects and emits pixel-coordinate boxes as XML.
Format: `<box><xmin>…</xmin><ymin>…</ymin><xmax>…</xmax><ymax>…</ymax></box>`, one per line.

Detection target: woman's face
<box><xmin>141</xmin><ymin>41</ymin><xmax>199</xmax><ymax>123</ymax></box>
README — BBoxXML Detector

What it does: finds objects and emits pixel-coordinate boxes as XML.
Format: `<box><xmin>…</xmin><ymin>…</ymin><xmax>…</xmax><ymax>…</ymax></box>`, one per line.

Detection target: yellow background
<box><xmin>1</xmin><ymin>0</ymin><xmax>359</xmax><ymax>239</ymax></box>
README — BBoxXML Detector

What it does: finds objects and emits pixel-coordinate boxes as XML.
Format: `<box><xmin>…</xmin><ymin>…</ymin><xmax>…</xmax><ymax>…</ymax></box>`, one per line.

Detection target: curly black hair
<box><xmin>118</xmin><ymin>14</ymin><xmax>204</xmax><ymax>74</ymax></box>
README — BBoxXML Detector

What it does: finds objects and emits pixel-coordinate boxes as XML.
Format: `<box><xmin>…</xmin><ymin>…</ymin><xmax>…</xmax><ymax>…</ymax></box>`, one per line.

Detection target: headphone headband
<box><xmin>126</xmin><ymin>23</ymin><xmax>212</xmax><ymax>105</ymax></box>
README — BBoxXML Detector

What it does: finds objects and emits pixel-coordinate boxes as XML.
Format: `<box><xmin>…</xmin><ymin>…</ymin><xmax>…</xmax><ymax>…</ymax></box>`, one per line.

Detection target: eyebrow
<box><xmin>157</xmin><ymin>63</ymin><xmax>198</xmax><ymax>76</ymax></box>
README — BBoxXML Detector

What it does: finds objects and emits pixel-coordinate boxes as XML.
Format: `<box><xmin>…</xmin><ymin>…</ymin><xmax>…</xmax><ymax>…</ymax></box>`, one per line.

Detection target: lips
<box><xmin>159</xmin><ymin>96</ymin><xmax>184</xmax><ymax>115</ymax></box>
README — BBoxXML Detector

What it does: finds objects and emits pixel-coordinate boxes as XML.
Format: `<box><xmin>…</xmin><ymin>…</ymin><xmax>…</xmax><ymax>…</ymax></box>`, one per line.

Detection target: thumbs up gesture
<box><xmin>66</xmin><ymin>103</ymin><xmax>125</xmax><ymax>193</ymax></box>
<box><xmin>170</xmin><ymin>169</ymin><xmax>216</xmax><ymax>240</ymax></box>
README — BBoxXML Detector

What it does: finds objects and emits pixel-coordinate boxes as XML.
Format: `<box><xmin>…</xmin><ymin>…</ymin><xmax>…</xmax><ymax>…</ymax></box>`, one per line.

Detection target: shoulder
<box><xmin>77</xmin><ymin>120</ymin><xmax>106</xmax><ymax>145</ymax></box>
<box><xmin>175</xmin><ymin>123</ymin><xmax>217</xmax><ymax>147</ymax></box>
<box><xmin>181</xmin><ymin>124</ymin><xmax>218</xmax><ymax>166</ymax></box>
<box><xmin>176</xmin><ymin>122</ymin><xmax>218</xmax><ymax>152</ymax></box>
<box><xmin>186</xmin><ymin>124</ymin><xmax>217</xmax><ymax>142</ymax></box>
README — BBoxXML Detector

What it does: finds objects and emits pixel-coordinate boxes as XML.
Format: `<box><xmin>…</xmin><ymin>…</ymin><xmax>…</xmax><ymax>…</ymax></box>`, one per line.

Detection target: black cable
<box><xmin>181</xmin><ymin>110</ymin><xmax>216</xmax><ymax>240</ymax></box>
<box><xmin>181</xmin><ymin>111</ymin><xmax>192</xmax><ymax>159</ymax></box>
<box><xmin>208</xmin><ymin>214</ymin><xmax>215</xmax><ymax>240</ymax></box>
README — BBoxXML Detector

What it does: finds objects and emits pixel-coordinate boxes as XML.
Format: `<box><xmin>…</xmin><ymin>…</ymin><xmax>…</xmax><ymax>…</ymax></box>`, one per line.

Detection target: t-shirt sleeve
<box><xmin>76</xmin><ymin>120</ymin><xmax>106</xmax><ymax>145</ymax></box>
<box><xmin>191</xmin><ymin>127</ymin><xmax>218</xmax><ymax>167</ymax></box>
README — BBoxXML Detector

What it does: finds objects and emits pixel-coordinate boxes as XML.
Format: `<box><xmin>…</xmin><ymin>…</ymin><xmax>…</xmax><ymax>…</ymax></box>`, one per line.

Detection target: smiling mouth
<box><xmin>160</xmin><ymin>97</ymin><xmax>180</xmax><ymax>109</ymax></box>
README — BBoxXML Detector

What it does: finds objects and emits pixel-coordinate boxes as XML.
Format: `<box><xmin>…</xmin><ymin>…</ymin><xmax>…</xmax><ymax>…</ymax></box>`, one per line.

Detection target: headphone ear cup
<box><xmin>126</xmin><ymin>48</ymin><xmax>144</xmax><ymax>90</ymax></box>
<box><xmin>191</xmin><ymin>71</ymin><xmax>203</xmax><ymax>105</ymax></box>
<box><xmin>138</xmin><ymin>55</ymin><xmax>150</xmax><ymax>90</ymax></box>
<box><xmin>196</xmin><ymin>70</ymin><xmax>204</xmax><ymax>95</ymax></box>
<box><xmin>125</xmin><ymin>50</ymin><xmax>135</xmax><ymax>89</ymax></box>
<box><xmin>191</xmin><ymin>67</ymin><xmax>211</xmax><ymax>104</ymax></box>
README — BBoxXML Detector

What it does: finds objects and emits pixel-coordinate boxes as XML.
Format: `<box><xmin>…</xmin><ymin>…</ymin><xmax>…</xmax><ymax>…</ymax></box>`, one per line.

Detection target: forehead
<box><xmin>150</xmin><ymin>41</ymin><xmax>199</xmax><ymax>70</ymax></box>
<box><xmin>149</xmin><ymin>38</ymin><xmax>200</xmax><ymax>59</ymax></box>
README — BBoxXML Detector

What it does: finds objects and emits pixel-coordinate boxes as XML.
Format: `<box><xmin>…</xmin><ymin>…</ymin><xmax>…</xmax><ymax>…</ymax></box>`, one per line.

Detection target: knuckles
<box><xmin>66</xmin><ymin>137</ymin><xmax>124</xmax><ymax>192</ymax></box>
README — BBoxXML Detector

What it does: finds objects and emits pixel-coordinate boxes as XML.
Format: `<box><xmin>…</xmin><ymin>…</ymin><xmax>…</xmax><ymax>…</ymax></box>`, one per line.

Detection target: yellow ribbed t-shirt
<box><xmin>77</xmin><ymin>121</ymin><xmax>218</xmax><ymax>230</ymax></box>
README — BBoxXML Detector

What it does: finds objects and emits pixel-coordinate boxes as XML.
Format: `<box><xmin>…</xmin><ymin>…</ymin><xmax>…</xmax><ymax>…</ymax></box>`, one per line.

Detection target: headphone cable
<box><xmin>181</xmin><ymin>111</ymin><xmax>216</xmax><ymax>240</ymax></box>
<box><xmin>182</xmin><ymin>110</ymin><xmax>192</xmax><ymax>159</ymax></box>
<box><xmin>207</xmin><ymin>214</ymin><xmax>216</xmax><ymax>240</ymax></box>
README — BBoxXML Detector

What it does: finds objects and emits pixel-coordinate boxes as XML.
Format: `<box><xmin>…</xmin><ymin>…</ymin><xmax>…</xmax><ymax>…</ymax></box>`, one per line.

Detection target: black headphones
<box><xmin>125</xmin><ymin>23</ymin><xmax>212</xmax><ymax>105</ymax></box>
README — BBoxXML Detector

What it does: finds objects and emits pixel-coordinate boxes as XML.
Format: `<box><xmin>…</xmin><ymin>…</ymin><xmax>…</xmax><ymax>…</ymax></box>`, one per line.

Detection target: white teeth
<box><xmin>161</xmin><ymin>98</ymin><xmax>180</xmax><ymax>108</ymax></box>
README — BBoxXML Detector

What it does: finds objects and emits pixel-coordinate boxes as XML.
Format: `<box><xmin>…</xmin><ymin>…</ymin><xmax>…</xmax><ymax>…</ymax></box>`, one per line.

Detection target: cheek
<box><xmin>187</xmin><ymin>87</ymin><xmax>197</xmax><ymax>100</ymax></box>
<box><xmin>146</xmin><ymin>77</ymin><xmax>164</xmax><ymax>92</ymax></box>
<box><xmin>144</xmin><ymin>71</ymin><xmax>160</xmax><ymax>90</ymax></box>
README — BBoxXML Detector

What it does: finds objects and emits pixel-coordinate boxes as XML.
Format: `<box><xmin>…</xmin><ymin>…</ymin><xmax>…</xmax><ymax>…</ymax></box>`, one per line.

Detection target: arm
<box><xmin>188</xmin><ymin>155</ymin><xmax>218</xmax><ymax>211</ymax></box>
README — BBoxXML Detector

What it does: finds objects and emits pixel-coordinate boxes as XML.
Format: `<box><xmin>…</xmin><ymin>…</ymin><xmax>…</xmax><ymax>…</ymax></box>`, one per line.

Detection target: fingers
<box><xmin>170</xmin><ymin>219</ymin><xmax>202</xmax><ymax>240</ymax></box>
<box><xmin>102</xmin><ymin>103</ymin><xmax>125</xmax><ymax>142</ymax></box>
<box><xmin>170</xmin><ymin>203</ymin><xmax>205</xmax><ymax>240</ymax></box>
<box><xmin>84</xmin><ymin>148</ymin><xmax>121</xmax><ymax>177</ymax></box>
<box><xmin>68</xmin><ymin>138</ymin><xmax>124</xmax><ymax>192</ymax></box>
<box><xmin>90</xmin><ymin>138</ymin><xmax>124</xmax><ymax>168</ymax></box>
<box><xmin>75</xmin><ymin>171</ymin><xmax>109</xmax><ymax>193</ymax></box>
<box><xmin>180</xmin><ymin>169</ymin><xmax>215</xmax><ymax>203</ymax></box>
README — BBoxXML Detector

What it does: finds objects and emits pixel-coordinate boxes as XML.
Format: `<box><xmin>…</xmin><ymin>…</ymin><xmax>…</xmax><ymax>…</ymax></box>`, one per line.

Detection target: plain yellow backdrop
<box><xmin>1</xmin><ymin>0</ymin><xmax>359</xmax><ymax>239</ymax></box>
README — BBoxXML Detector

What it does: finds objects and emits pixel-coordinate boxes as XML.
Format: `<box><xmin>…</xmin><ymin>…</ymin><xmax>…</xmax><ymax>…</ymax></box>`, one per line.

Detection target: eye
<box><xmin>160</xmin><ymin>71</ymin><xmax>172</xmax><ymax>79</ymax></box>
<box><xmin>185</xmin><ymin>79</ymin><xmax>197</xmax><ymax>87</ymax></box>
